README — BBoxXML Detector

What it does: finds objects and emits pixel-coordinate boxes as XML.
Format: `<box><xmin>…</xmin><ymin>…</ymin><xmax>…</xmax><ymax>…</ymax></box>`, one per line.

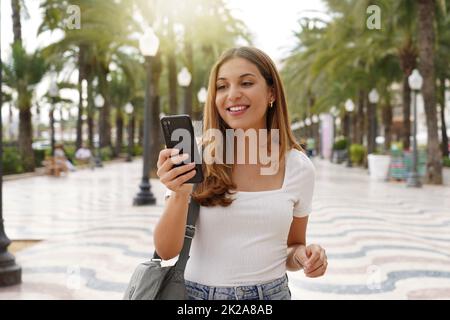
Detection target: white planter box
<box><xmin>368</xmin><ymin>154</ymin><xmax>391</xmax><ymax>181</ymax></box>
<box><xmin>444</xmin><ymin>167</ymin><xmax>450</xmax><ymax>186</ymax></box>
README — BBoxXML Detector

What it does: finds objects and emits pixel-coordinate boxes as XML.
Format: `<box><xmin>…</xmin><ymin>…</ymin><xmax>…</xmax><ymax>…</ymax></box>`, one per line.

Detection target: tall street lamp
<box><xmin>0</xmin><ymin>27</ymin><xmax>22</xmax><ymax>286</ymax></box>
<box><xmin>330</xmin><ymin>105</ymin><xmax>339</xmax><ymax>140</ymax></box>
<box><xmin>49</xmin><ymin>82</ymin><xmax>59</xmax><ymax>156</ymax></box>
<box><xmin>178</xmin><ymin>67</ymin><xmax>192</xmax><ymax>115</ymax></box>
<box><xmin>345</xmin><ymin>99</ymin><xmax>355</xmax><ymax>167</ymax></box>
<box><xmin>94</xmin><ymin>94</ymin><xmax>104</xmax><ymax>168</ymax></box>
<box><xmin>134</xmin><ymin>27</ymin><xmax>159</xmax><ymax>206</ymax></box>
<box><xmin>407</xmin><ymin>69</ymin><xmax>423</xmax><ymax>188</ymax></box>
<box><xmin>312</xmin><ymin>114</ymin><xmax>320</xmax><ymax>157</ymax></box>
<box><xmin>368</xmin><ymin>88</ymin><xmax>379</xmax><ymax>155</ymax></box>
<box><xmin>125</xmin><ymin>103</ymin><xmax>134</xmax><ymax>162</ymax></box>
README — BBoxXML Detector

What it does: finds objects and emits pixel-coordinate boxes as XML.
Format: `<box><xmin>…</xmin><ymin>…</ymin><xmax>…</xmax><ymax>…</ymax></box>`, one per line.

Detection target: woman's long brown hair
<box><xmin>191</xmin><ymin>47</ymin><xmax>302</xmax><ymax>207</ymax></box>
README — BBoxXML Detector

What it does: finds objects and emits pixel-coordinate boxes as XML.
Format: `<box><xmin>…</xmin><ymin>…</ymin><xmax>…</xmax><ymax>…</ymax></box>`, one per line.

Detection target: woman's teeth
<box><xmin>227</xmin><ymin>105</ymin><xmax>249</xmax><ymax>114</ymax></box>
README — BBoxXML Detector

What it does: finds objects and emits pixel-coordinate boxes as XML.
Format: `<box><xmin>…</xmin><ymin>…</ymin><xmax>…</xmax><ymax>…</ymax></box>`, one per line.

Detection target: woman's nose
<box><xmin>227</xmin><ymin>85</ymin><xmax>242</xmax><ymax>101</ymax></box>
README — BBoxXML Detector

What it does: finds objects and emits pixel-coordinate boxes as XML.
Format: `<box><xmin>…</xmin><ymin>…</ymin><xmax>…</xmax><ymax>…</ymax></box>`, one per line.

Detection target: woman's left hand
<box><xmin>294</xmin><ymin>244</ymin><xmax>328</xmax><ymax>278</ymax></box>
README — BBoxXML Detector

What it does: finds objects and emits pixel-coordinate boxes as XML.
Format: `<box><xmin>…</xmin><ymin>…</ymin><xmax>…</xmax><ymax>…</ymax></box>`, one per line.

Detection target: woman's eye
<box><xmin>242</xmin><ymin>82</ymin><xmax>253</xmax><ymax>87</ymax></box>
<box><xmin>216</xmin><ymin>85</ymin><xmax>226</xmax><ymax>90</ymax></box>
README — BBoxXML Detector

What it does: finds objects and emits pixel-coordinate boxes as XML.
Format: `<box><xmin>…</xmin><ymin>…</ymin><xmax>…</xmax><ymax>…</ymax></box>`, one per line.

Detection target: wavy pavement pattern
<box><xmin>1</xmin><ymin>160</ymin><xmax>450</xmax><ymax>299</ymax></box>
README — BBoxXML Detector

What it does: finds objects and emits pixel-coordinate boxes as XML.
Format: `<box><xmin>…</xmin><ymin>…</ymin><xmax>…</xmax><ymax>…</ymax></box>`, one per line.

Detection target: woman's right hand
<box><xmin>157</xmin><ymin>148</ymin><xmax>196</xmax><ymax>195</ymax></box>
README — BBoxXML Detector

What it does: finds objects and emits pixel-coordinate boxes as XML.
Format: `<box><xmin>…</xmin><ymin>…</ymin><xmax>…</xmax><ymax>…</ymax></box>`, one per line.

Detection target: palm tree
<box><xmin>3</xmin><ymin>43</ymin><xmax>47</xmax><ymax>171</ymax></box>
<box><xmin>417</xmin><ymin>0</ymin><xmax>442</xmax><ymax>184</ymax></box>
<box><xmin>40</xmin><ymin>0</ymin><xmax>140</xmax><ymax>151</ymax></box>
<box><xmin>8</xmin><ymin>0</ymin><xmax>46</xmax><ymax>171</ymax></box>
<box><xmin>436</xmin><ymin>8</ymin><xmax>450</xmax><ymax>159</ymax></box>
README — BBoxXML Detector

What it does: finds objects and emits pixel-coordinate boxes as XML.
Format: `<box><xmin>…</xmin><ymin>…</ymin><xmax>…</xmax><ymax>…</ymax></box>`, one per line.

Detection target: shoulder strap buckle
<box><xmin>185</xmin><ymin>225</ymin><xmax>196</xmax><ymax>239</ymax></box>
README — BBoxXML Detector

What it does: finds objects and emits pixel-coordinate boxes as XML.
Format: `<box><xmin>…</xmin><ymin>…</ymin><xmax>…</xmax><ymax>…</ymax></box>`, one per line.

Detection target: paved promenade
<box><xmin>1</xmin><ymin>157</ymin><xmax>450</xmax><ymax>299</ymax></box>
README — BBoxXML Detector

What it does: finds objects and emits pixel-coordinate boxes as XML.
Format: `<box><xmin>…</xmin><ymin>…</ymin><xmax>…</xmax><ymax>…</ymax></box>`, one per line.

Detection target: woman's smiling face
<box><xmin>215</xmin><ymin>57</ymin><xmax>274</xmax><ymax>131</ymax></box>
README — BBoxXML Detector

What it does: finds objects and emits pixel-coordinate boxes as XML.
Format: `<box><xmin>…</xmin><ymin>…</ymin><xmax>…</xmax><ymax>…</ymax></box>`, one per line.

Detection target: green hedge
<box><xmin>134</xmin><ymin>145</ymin><xmax>143</xmax><ymax>156</ymax></box>
<box><xmin>333</xmin><ymin>138</ymin><xmax>348</xmax><ymax>151</ymax></box>
<box><xmin>2</xmin><ymin>147</ymin><xmax>25</xmax><ymax>175</ymax></box>
<box><xmin>99</xmin><ymin>146</ymin><xmax>113</xmax><ymax>161</ymax></box>
<box><xmin>34</xmin><ymin>149</ymin><xmax>47</xmax><ymax>167</ymax></box>
<box><xmin>2</xmin><ymin>147</ymin><xmax>52</xmax><ymax>175</ymax></box>
<box><xmin>350</xmin><ymin>144</ymin><xmax>367</xmax><ymax>166</ymax></box>
<box><xmin>444</xmin><ymin>157</ymin><xmax>450</xmax><ymax>168</ymax></box>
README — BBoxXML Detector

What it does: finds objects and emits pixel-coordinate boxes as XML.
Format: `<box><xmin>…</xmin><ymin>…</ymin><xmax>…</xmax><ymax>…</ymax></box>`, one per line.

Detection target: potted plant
<box><xmin>368</xmin><ymin>148</ymin><xmax>391</xmax><ymax>181</ymax></box>
<box><xmin>350</xmin><ymin>144</ymin><xmax>367</xmax><ymax>167</ymax></box>
<box><xmin>332</xmin><ymin>137</ymin><xmax>348</xmax><ymax>164</ymax></box>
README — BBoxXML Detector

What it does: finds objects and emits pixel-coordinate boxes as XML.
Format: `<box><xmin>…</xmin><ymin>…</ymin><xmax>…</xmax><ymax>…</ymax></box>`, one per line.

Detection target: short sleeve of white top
<box><xmin>164</xmin><ymin>148</ymin><xmax>315</xmax><ymax>286</ymax></box>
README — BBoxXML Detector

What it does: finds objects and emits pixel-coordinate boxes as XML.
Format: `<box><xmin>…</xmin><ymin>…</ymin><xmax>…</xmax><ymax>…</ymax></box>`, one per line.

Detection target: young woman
<box><xmin>154</xmin><ymin>47</ymin><xmax>327</xmax><ymax>300</ymax></box>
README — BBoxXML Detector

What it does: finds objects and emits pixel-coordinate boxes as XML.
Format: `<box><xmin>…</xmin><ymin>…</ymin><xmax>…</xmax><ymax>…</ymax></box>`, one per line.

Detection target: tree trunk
<box><xmin>343</xmin><ymin>113</ymin><xmax>349</xmax><ymax>141</ymax></box>
<box><xmin>18</xmin><ymin>108</ymin><xmax>35</xmax><ymax>171</ymax></box>
<box><xmin>8</xmin><ymin>104</ymin><xmax>14</xmax><ymax>140</ymax></box>
<box><xmin>167</xmin><ymin>17</ymin><xmax>178</xmax><ymax>115</ymax></box>
<box><xmin>87</xmin><ymin>77</ymin><xmax>94</xmax><ymax>148</ymax></box>
<box><xmin>49</xmin><ymin>107</ymin><xmax>55</xmax><ymax>155</ymax></box>
<box><xmin>138</xmin><ymin>118</ymin><xmax>143</xmax><ymax>146</ymax></box>
<box><xmin>150</xmin><ymin>53</ymin><xmax>163</xmax><ymax>175</ymax></box>
<box><xmin>418</xmin><ymin>0</ymin><xmax>442</xmax><ymax>184</ymax></box>
<box><xmin>12</xmin><ymin>0</ymin><xmax>33</xmax><ymax>171</ymax></box>
<box><xmin>35</xmin><ymin>102</ymin><xmax>41</xmax><ymax>139</ymax></box>
<box><xmin>115</xmin><ymin>109</ymin><xmax>124</xmax><ymax>157</ymax></box>
<box><xmin>367</xmin><ymin>100</ymin><xmax>377</xmax><ymax>154</ymax></box>
<box><xmin>76</xmin><ymin>45</ymin><xmax>87</xmax><ymax>150</ymax></box>
<box><xmin>356</xmin><ymin>90</ymin><xmax>365</xmax><ymax>145</ymax></box>
<box><xmin>382</xmin><ymin>103</ymin><xmax>393</xmax><ymax>152</ymax></box>
<box><xmin>439</xmin><ymin>76</ymin><xmax>449</xmax><ymax>158</ymax></box>
<box><xmin>398</xmin><ymin>38</ymin><xmax>416</xmax><ymax>151</ymax></box>
<box><xmin>11</xmin><ymin>0</ymin><xmax>22</xmax><ymax>44</ymax></box>
<box><xmin>98</xmin><ymin>67</ymin><xmax>111</xmax><ymax>149</ymax></box>
<box><xmin>402</xmin><ymin>76</ymin><xmax>411</xmax><ymax>150</ymax></box>
<box><xmin>184</xmin><ymin>38</ymin><xmax>194</xmax><ymax>116</ymax></box>
<box><xmin>128</xmin><ymin>112</ymin><xmax>135</xmax><ymax>156</ymax></box>
<box><xmin>59</xmin><ymin>107</ymin><xmax>64</xmax><ymax>141</ymax></box>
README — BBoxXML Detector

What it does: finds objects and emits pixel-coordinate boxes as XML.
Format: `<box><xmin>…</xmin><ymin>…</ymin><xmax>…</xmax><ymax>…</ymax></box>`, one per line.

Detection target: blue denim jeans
<box><xmin>185</xmin><ymin>274</ymin><xmax>291</xmax><ymax>300</ymax></box>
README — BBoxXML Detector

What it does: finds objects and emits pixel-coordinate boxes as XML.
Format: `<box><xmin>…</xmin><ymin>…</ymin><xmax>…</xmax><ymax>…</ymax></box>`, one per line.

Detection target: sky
<box><xmin>1</xmin><ymin>0</ymin><xmax>329</xmax><ymax>62</ymax></box>
<box><xmin>1</xmin><ymin>0</ymin><xmax>329</xmax><ymax>122</ymax></box>
<box><xmin>226</xmin><ymin>0</ymin><xmax>328</xmax><ymax>65</ymax></box>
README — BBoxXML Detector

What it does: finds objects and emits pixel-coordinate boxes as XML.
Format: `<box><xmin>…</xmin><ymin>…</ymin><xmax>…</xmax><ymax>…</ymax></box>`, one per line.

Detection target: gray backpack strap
<box><xmin>175</xmin><ymin>197</ymin><xmax>200</xmax><ymax>271</ymax></box>
<box><xmin>152</xmin><ymin>185</ymin><xmax>200</xmax><ymax>271</ymax></box>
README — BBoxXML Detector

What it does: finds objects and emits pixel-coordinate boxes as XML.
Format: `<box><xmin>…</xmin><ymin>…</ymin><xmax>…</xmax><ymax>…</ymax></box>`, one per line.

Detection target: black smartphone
<box><xmin>160</xmin><ymin>115</ymin><xmax>204</xmax><ymax>184</ymax></box>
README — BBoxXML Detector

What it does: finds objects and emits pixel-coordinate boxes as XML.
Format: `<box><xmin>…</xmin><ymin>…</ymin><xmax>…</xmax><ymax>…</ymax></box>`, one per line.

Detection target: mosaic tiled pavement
<box><xmin>1</xmin><ymin>158</ymin><xmax>450</xmax><ymax>300</ymax></box>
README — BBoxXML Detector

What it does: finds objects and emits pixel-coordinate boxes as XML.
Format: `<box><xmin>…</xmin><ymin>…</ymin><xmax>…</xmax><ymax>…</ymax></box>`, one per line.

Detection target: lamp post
<box><xmin>125</xmin><ymin>103</ymin><xmax>134</xmax><ymax>162</ymax></box>
<box><xmin>49</xmin><ymin>82</ymin><xmax>58</xmax><ymax>156</ymax></box>
<box><xmin>133</xmin><ymin>28</ymin><xmax>159</xmax><ymax>206</ymax></box>
<box><xmin>368</xmin><ymin>89</ymin><xmax>379</xmax><ymax>155</ymax></box>
<box><xmin>345</xmin><ymin>99</ymin><xmax>355</xmax><ymax>167</ymax></box>
<box><xmin>94</xmin><ymin>95</ymin><xmax>104</xmax><ymax>168</ymax></box>
<box><xmin>312</xmin><ymin>114</ymin><xmax>320</xmax><ymax>158</ymax></box>
<box><xmin>406</xmin><ymin>69</ymin><xmax>423</xmax><ymax>188</ymax></box>
<box><xmin>178</xmin><ymin>67</ymin><xmax>192</xmax><ymax>115</ymax></box>
<box><xmin>330</xmin><ymin>105</ymin><xmax>339</xmax><ymax>140</ymax></box>
<box><xmin>1</xmin><ymin>26</ymin><xmax>22</xmax><ymax>286</ymax></box>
